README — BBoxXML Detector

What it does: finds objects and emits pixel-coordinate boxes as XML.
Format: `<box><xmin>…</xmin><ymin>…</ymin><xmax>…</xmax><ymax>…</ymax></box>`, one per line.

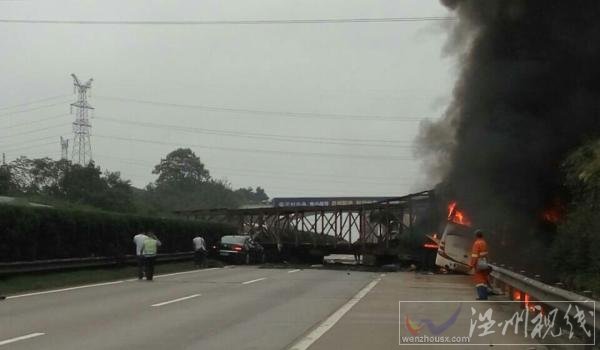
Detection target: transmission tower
<box><xmin>60</xmin><ymin>137</ymin><xmax>69</xmax><ymax>160</ymax></box>
<box><xmin>70</xmin><ymin>74</ymin><xmax>94</xmax><ymax>165</ymax></box>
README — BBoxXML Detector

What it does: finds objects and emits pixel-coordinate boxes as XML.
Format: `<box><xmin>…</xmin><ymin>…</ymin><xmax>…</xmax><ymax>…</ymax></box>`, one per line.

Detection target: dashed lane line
<box><xmin>241</xmin><ymin>277</ymin><xmax>267</xmax><ymax>285</ymax></box>
<box><xmin>151</xmin><ymin>294</ymin><xmax>201</xmax><ymax>307</ymax></box>
<box><xmin>288</xmin><ymin>275</ymin><xmax>383</xmax><ymax>350</ymax></box>
<box><xmin>0</xmin><ymin>333</ymin><xmax>45</xmax><ymax>347</ymax></box>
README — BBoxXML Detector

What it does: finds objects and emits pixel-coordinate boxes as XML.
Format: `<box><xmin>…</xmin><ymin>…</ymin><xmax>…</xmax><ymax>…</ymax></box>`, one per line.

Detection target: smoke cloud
<box><xmin>417</xmin><ymin>0</ymin><xmax>600</xmax><ymax>261</ymax></box>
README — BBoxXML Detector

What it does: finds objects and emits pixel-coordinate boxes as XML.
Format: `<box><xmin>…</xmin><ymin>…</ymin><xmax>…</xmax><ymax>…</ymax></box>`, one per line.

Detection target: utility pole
<box><xmin>70</xmin><ymin>74</ymin><xmax>94</xmax><ymax>165</ymax></box>
<box><xmin>60</xmin><ymin>137</ymin><xmax>69</xmax><ymax>160</ymax></box>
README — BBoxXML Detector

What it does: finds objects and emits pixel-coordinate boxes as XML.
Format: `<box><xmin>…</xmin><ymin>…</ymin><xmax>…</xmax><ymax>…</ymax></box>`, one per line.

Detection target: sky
<box><xmin>0</xmin><ymin>0</ymin><xmax>454</xmax><ymax>198</ymax></box>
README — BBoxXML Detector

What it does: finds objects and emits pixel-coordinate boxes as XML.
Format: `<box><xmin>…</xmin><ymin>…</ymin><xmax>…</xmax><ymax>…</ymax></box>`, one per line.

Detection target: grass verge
<box><xmin>0</xmin><ymin>259</ymin><xmax>224</xmax><ymax>296</ymax></box>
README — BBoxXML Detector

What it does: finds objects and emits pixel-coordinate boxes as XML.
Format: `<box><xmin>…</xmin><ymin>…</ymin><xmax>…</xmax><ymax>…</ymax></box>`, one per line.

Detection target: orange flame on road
<box><xmin>447</xmin><ymin>201</ymin><xmax>472</xmax><ymax>227</ymax></box>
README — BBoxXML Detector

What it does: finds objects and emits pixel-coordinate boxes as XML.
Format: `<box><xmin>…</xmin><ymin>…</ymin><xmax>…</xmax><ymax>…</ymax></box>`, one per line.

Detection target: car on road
<box><xmin>218</xmin><ymin>235</ymin><xmax>265</xmax><ymax>264</ymax></box>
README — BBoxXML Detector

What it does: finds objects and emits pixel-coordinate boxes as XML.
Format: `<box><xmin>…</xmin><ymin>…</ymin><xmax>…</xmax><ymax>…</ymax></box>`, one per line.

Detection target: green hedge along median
<box><xmin>0</xmin><ymin>204</ymin><xmax>236</xmax><ymax>262</ymax></box>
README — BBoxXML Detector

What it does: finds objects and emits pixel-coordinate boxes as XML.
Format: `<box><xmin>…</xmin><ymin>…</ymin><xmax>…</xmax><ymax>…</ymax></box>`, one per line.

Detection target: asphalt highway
<box><xmin>0</xmin><ymin>266</ymin><xmax>548</xmax><ymax>349</ymax></box>
<box><xmin>0</xmin><ymin>266</ymin><xmax>379</xmax><ymax>350</ymax></box>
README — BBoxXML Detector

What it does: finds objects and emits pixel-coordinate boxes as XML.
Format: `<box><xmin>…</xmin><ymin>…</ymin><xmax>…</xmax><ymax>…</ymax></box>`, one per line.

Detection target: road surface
<box><xmin>1</xmin><ymin>266</ymin><xmax>546</xmax><ymax>349</ymax></box>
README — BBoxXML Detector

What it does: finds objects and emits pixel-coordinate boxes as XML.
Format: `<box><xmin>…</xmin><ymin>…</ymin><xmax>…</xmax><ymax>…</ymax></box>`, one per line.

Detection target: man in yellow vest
<box><xmin>141</xmin><ymin>233</ymin><xmax>161</xmax><ymax>281</ymax></box>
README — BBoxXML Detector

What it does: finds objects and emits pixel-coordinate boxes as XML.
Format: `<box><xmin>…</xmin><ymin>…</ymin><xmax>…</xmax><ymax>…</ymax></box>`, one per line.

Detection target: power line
<box><xmin>2</xmin><ymin>140</ymin><xmax>57</xmax><ymax>153</ymax></box>
<box><xmin>95</xmin><ymin>95</ymin><xmax>424</xmax><ymax>122</ymax></box>
<box><xmin>94</xmin><ymin>134</ymin><xmax>416</xmax><ymax>161</ymax></box>
<box><xmin>94</xmin><ymin>115</ymin><xmax>413</xmax><ymax>148</ymax></box>
<box><xmin>0</xmin><ymin>100</ymin><xmax>69</xmax><ymax>119</ymax></box>
<box><xmin>94</xmin><ymin>153</ymin><xmax>414</xmax><ymax>186</ymax></box>
<box><xmin>1</xmin><ymin>134</ymin><xmax>65</xmax><ymax>149</ymax></box>
<box><xmin>95</xmin><ymin>153</ymin><xmax>418</xmax><ymax>181</ymax></box>
<box><xmin>94</xmin><ymin>153</ymin><xmax>413</xmax><ymax>189</ymax></box>
<box><xmin>0</xmin><ymin>94</ymin><xmax>70</xmax><ymax>111</ymax></box>
<box><xmin>212</xmin><ymin>165</ymin><xmax>417</xmax><ymax>182</ymax></box>
<box><xmin>263</xmin><ymin>185</ymin><xmax>410</xmax><ymax>197</ymax></box>
<box><xmin>0</xmin><ymin>16</ymin><xmax>455</xmax><ymax>26</ymax></box>
<box><xmin>2</xmin><ymin>113</ymin><xmax>70</xmax><ymax>130</ymax></box>
<box><xmin>2</xmin><ymin>123</ymin><xmax>68</xmax><ymax>139</ymax></box>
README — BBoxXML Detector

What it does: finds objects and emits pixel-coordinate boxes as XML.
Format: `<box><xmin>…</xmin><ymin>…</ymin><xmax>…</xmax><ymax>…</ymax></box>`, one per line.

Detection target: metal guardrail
<box><xmin>489</xmin><ymin>264</ymin><xmax>599</xmax><ymax>332</ymax></box>
<box><xmin>0</xmin><ymin>252</ymin><xmax>194</xmax><ymax>275</ymax></box>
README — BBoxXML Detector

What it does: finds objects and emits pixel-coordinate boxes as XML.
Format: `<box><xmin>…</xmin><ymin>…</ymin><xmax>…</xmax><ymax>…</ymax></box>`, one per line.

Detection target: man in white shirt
<box><xmin>133</xmin><ymin>232</ymin><xmax>148</xmax><ymax>279</ymax></box>
<box><xmin>192</xmin><ymin>235</ymin><xmax>207</xmax><ymax>267</ymax></box>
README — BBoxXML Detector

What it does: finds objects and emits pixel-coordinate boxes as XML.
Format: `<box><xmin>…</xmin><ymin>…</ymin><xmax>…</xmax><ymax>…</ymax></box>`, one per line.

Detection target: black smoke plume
<box><xmin>417</xmin><ymin>1</ymin><xmax>600</xmax><ymax>268</ymax></box>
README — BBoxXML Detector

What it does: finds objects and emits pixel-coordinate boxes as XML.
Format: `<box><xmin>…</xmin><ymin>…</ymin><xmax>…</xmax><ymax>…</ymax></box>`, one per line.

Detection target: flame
<box><xmin>542</xmin><ymin>198</ymin><xmax>564</xmax><ymax>224</ymax></box>
<box><xmin>423</xmin><ymin>242</ymin><xmax>439</xmax><ymax>249</ymax></box>
<box><xmin>513</xmin><ymin>290</ymin><xmax>542</xmax><ymax>312</ymax></box>
<box><xmin>542</xmin><ymin>210</ymin><xmax>560</xmax><ymax>223</ymax></box>
<box><xmin>447</xmin><ymin>201</ymin><xmax>472</xmax><ymax>227</ymax></box>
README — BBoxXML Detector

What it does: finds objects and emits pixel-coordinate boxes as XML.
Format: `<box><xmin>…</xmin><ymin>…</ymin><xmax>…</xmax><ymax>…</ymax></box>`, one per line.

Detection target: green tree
<box><xmin>0</xmin><ymin>164</ymin><xmax>14</xmax><ymax>195</ymax></box>
<box><xmin>146</xmin><ymin>149</ymin><xmax>271</xmax><ymax>211</ymax></box>
<box><xmin>29</xmin><ymin>158</ymin><xmax>70</xmax><ymax>195</ymax></box>
<box><xmin>59</xmin><ymin>162</ymin><xmax>108</xmax><ymax>205</ymax></box>
<box><xmin>152</xmin><ymin>148</ymin><xmax>210</xmax><ymax>188</ymax></box>
<box><xmin>58</xmin><ymin>162</ymin><xmax>134</xmax><ymax>212</ymax></box>
<box><xmin>255</xmin><ymin>186</ymin><xmax>268</xmax><ymax>201</ymax></box>
<box><xmin>8</xmin><ymin>156</ymin><xmax>35</xmax><ymax>193</ymax></box>
<box><xmin>102</xmin><ymin>171</ymin><xmax>135</xmax><ymax>212</ymax></box>
<box><xmin>550</xmin><ymin>139</ymin><xmax>600</xmax><ymax>293</ymax></box>
<box><xmin>235</xmin><ymin>186</ymin><xmax>269</xmax><ymax>204</ymax></box>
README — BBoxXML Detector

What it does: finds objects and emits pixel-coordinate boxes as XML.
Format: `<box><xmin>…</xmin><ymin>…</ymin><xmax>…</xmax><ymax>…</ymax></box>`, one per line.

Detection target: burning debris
<box><xmin>541</xmin><ymin>199</ymin><xmax>564</xmax><ymax>224</ymax></box>
<box><xmin>417</xmin><ymin>0</ymin><xmax>600</xmax><ymax>266</ymax></box>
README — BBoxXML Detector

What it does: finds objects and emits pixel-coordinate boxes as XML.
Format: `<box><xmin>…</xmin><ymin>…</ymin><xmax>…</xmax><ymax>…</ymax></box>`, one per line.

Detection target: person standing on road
<box><xmin>193</xmin><ymin>235</ymin><xmax>207</xmax><ymax>267</ymax></box>
<box><xmin>352</xmin><ymin>243</ymin><xmax>361</xmax><ymax>264</ymax></box>
<box><xmin>141</xmin><ymin>233</ymin><xmax>161</xmax><ymax>281</ymax></box>
<box><xmin>133</xmin><ymin>232</ymin><xmax>149</xmax><ymax>280</ymax></box>
<box><xmin>470</xmin><ymin>229</ymin><xmax>491</xmax><ymax>300</ymax></box>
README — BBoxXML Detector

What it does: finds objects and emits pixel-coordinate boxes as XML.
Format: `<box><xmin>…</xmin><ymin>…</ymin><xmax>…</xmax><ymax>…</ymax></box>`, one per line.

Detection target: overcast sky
<box><xmin>0</xmin><ymin>0</ymin><xmax>454</xmax><ymax>198</ymax></box>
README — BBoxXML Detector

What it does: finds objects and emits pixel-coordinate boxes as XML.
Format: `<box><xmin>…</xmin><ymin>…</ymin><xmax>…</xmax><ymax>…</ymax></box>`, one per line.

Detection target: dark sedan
<box><xmin>218</xmin><ymin>235</ymin><xmax>265</xmax><ymax>264</ymax></box>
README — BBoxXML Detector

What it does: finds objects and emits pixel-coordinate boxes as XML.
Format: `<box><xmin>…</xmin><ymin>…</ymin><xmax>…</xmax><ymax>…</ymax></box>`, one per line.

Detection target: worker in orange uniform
<box><xmin>470</xmin><ymin>229</ymin><xmax>491</xmax><ymax>300</ymax></box>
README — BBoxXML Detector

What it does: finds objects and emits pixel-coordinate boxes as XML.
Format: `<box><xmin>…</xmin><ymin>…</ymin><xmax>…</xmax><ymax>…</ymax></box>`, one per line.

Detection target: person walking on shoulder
<box><xmin>193</xmin><ymin>235</ymin><xmax>207</xmax><ymax>267</ymax></box>
<box><xmin>141</xmin><ymin>233</ymin><xmax>161</xmax><ymax>281</ymax></box>
<box><xmin>133</xmin><ymin>232</ymin><xmax>148</xmax><ymax>280</ymax></box>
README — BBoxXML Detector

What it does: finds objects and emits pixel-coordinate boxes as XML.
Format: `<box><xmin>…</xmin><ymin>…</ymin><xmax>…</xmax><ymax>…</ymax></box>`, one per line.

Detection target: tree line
<box><xmin>550</xmin><ymin>138</ymin><xmax>600</xmax><ymax>294</ymax></box>
<box><xmin>0</xmin><ymin>148</ymin><xmax>269</xmax><ymax>215</ymax></box>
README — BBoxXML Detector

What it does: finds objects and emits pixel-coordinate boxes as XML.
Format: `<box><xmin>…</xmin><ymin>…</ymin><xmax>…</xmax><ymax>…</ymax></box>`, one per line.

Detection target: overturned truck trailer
<box><xmin>433</xmin><ymin>202</ymin><xmax>474</xmax><ymax>274</ymax></box>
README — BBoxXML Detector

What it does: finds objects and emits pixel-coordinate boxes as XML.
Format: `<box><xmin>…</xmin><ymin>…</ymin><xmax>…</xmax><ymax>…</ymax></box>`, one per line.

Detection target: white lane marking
<box><xmin>0</xmin><ymin>333</ymin><xmax>45</xmax><ymax>346</ymax></box>
<box><xmin>7</xmin><ymin>267</ymin><xmax>224</xmax><ymax>299</ymax></box>
<box><xmin>154</xmin><ymin>267</ymin><xmax>219</xmax><ymax>278</ymax></box>
<box><xmin>241</xmin><ymin>277</ymin><xmax>267</xmax><ymax>285</ymax></box>
<box><xmin>151</xmin><ymin>294</ymin><xmax>201</xmax><ymax>307</ymax></box>
<box><xmin>288</xmin><ymin>275</ymin><xmax>383</xmax><ymax>350</ymax></box>
<box><xmin>7</xmin><ymin>281</ymin><xmax>125</xmax><ymax>299</ymax></box>
<box><xmin>288</xmin><ymin>269</ymin><xmax>301</xmax><ymax>273</ymax></box>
